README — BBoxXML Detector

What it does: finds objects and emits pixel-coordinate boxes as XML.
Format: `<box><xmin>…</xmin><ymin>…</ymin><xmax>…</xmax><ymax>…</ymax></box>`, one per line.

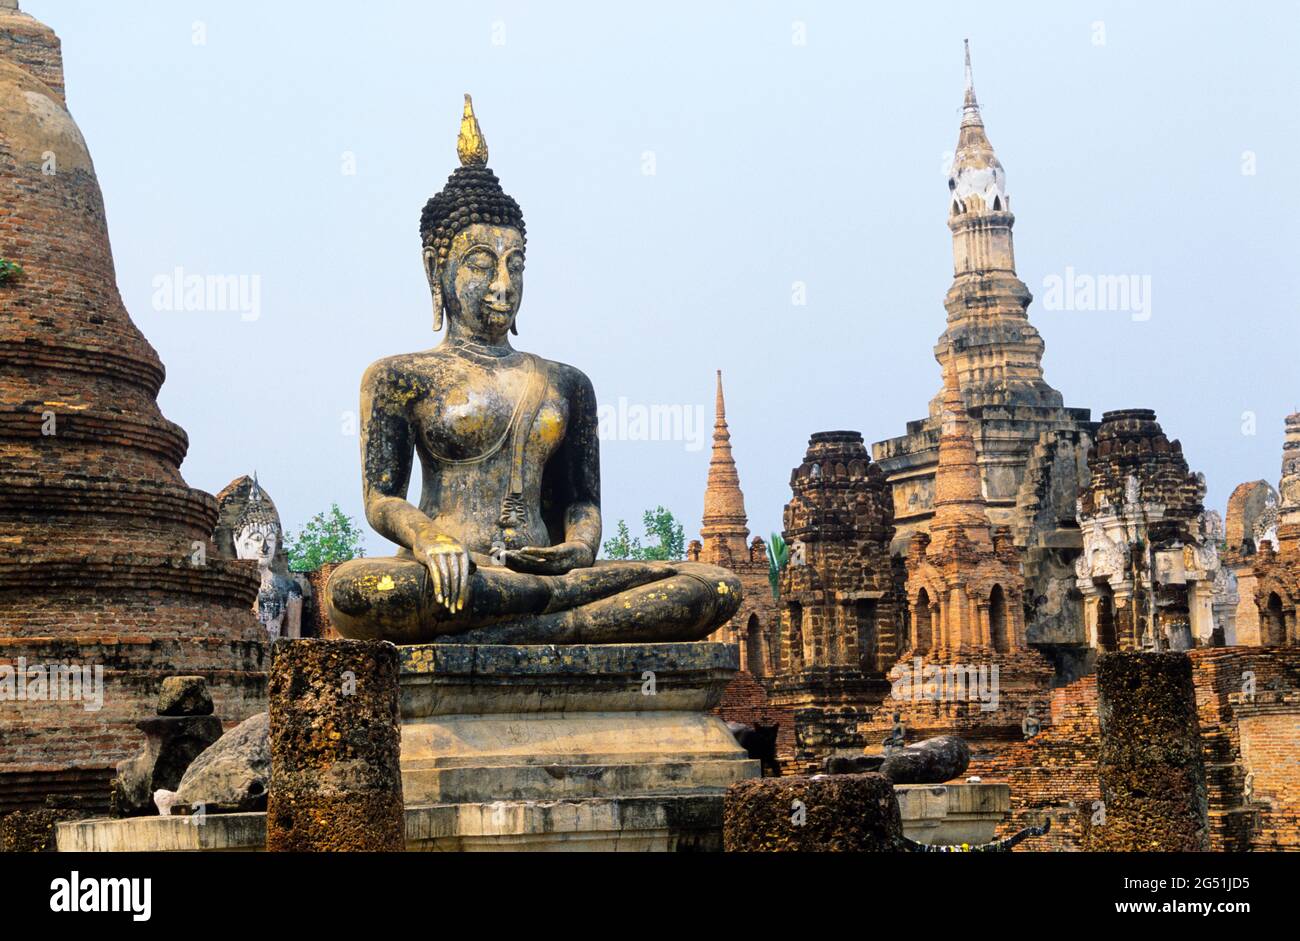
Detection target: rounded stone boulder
<box><xmin>724</xmin><ymin>773</ymin><xmax>904</xmax><ymax>852</ymax></box>
<box><xmin>173</xmin><ymin>711</ymin><xmax>270</xmax><ymax>814</ymax></box>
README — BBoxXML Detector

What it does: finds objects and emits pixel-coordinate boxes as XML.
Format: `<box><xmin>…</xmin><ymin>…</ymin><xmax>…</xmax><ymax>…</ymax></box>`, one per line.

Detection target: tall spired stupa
<box><xmin>872</xmin><ymin>42</ymin><xmax>1093</xmax><ymax>552</ymax></box>
<box><xmin>0</xmin><ymin>2</ymin><xmax>266</xmax><ymax>811</ymax></box>
<box><xmin>872</xmin><ymin>43</ymin><xmax>1096</xmax><ymax>658</ymax></box>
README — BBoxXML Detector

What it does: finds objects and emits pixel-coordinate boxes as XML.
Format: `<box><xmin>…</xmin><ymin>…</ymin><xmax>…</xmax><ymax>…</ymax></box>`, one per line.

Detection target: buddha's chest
<box><xmin>412</xmin><ymin>366</ymin><xmax>569</xmax><ymax>468</ymax></box>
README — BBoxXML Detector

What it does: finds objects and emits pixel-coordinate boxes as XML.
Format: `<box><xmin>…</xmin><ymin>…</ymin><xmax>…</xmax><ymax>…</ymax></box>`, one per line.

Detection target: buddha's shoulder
<box><xmin>535</xmin><ymin>356</ymin><xmax>595</xmax><ymax>397</ymax></box>
<box><xmin>361</xmin><ymin>351</ymin><xmax>455</xmax><ymax>387</ymax></box>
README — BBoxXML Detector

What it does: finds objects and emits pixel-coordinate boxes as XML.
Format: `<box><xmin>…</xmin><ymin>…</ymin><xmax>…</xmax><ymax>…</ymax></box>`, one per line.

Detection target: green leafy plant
<box><xmin>286</xmin><ymin>504</ymin><xmax>367</xmax><ymax>572</ymax></box>
<box><xmin>765</xmin><ymin>533</ymin><xmax>789</xmax><ymax>601</ymax></box>
<box><xmin>0</xmin><ymin>259</ymin><xmax>24</xmax><ymax>285</ymax></box>
<box><xmin>602</xmin><ymin>506</ymin><xmax>685</xmax><ymax>561</ymax></box>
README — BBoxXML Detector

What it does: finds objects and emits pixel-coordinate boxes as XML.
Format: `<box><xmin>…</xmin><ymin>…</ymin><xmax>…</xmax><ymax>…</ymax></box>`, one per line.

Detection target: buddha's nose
<box><xmin>490</xmin><ymin>263</ymin><xmax>514</xmax><ymax>299</ymax></box>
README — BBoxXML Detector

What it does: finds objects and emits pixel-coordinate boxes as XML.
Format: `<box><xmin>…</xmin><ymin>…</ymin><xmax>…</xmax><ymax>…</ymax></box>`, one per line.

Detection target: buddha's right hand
<box><xmin>411</xmin><ymin>532</ymin><xmax>472</xmax><ymax>614</ymax></box>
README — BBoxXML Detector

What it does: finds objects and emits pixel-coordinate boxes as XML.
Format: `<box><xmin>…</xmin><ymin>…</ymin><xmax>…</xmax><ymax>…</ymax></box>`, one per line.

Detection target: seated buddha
<box><xmin>326</xmin><ymin>96</ymin><xmax>741</xmax><ymax>646</ymax></box>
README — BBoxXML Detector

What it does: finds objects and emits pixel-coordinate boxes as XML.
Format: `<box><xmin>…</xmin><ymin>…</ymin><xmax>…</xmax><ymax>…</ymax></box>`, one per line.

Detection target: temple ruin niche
<box><xmin>1074</xmin><ymin>410</ymin><xmax>1224</xmax><ymax>653</ymax></box>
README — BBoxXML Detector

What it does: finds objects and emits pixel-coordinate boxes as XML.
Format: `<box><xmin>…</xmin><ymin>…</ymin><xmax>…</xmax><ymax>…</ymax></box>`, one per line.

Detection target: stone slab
<box><xmin>57</xmin><ymin>795</ymin><xmax>725</xmax><ymax>853</ymax></box>
<box><xmin>895</xmin><ymin>782</ymin><xmax>1011</xmax><ymax>845</ymax></box>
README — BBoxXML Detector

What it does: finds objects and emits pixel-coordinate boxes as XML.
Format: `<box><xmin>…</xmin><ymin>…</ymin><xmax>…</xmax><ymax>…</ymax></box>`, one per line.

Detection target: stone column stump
<box><xmin>1088</xmin><ymin>652</ymin><xmax>1210</xmax><ymax>851</ymax></box>
<box><xmin>724</xmin><ymin>773</ymin><xmax>904</xmax><ymax>852</ymax></box>
<box><xmin>266</xmin><ymin>639</ymin><xmax>404</xmax><ymax>851</ymax></box>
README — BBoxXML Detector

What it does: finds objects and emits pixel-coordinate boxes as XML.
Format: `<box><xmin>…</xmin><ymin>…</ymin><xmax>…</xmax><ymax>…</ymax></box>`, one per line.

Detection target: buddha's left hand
<box><xmin>502</xmin><ymin>542</ymin><xmax>593</xmax><ymax>575</ymax></box>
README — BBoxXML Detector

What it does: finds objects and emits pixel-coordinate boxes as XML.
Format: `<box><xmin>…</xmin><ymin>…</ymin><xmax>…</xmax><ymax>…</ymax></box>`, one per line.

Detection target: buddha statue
<box><xmin>229</xmin><ymin>476</ymin><xmax>303</xmax><ymax>641</ymax></box>
<box><xmin>326</xmin><ymin>96</ymin><xmax>741</xmax><ymax>645</ymax></box>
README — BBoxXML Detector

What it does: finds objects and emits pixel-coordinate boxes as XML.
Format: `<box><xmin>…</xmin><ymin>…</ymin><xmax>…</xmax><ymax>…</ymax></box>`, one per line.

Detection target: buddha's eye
<box><xmin>507</xmin><ymin>256</ymin><xmax>525</xmax><ymax>274</ymax></box>
<box><xmin>465</xmin><ymin>251</ymin><xmax>494</xmax><ymax>271</ymax></box>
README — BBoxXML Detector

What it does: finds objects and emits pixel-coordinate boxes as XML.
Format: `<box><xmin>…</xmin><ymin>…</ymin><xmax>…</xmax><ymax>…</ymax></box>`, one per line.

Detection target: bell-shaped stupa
<box><xmin>0</xmin><ymin>1</ymin><xmax>266</xmax><ymax>812</ymax></box>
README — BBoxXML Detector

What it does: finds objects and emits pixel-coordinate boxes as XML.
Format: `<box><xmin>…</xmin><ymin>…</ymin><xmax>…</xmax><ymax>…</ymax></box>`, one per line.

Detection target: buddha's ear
<box><xmin>422</xmin><ymin>246</ymin><xmax>444</xmax><ymax>333</ymax></box>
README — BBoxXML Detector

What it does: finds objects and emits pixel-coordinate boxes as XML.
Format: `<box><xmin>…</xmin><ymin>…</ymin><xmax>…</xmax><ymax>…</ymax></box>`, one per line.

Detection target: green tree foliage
<box><xmin>602</xmin><ymin>507</ymin><xmax>686</xmax><ymax>561</ymax></box>
<box><xmin>765</xmin><ymin>533</ymin><xmax>789</xmax><ymax>601</ymax></box>
<box><xmin>0</xmin><ymin>259</ymin><xmax>24</xmax><ymax>284</ymax></box>
<box><xmin>286</xmin><ymin>504</ymin><xmax>367</xmax><ymax>572</ymax></box>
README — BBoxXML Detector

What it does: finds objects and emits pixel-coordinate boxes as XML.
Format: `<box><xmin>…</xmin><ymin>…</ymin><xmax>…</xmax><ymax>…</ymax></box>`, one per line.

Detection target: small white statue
<box><xmin>232</xmin><ymin>478</ymin><xmax>302</xmax><ymax>641</ymax></box>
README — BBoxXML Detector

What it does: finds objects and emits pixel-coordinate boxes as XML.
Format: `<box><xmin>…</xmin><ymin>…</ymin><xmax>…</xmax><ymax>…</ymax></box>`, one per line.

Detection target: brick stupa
<box><xmin>0</xmin><ymin>2</ymin><xmax>266</xmax><ymax>812</ymax></box>
<box><xmin>694</xmin><ymin>371</ymin><xmax>778</xmax><ymax>676</ymax></box>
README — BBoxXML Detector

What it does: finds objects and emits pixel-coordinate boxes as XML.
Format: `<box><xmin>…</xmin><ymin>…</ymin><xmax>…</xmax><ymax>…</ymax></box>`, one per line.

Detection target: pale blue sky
<box><xmin>28</xmin><ymin>0</ymin><xmax>1300</xmax><ymax>554</ymax></box>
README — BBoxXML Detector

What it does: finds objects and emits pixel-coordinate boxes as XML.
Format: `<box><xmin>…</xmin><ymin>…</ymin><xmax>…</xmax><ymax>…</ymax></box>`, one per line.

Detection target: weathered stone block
<box><xmin>723</xmin><ymin>773</ymin><xmax>904</xmax><ymax>852</ymax></box>
<box><xmin>110</xmin><ymin>714</ymin><xmax>224</xmax><ymax>818</ymax></box>
<box><xmin>266</xmin><ymin>639</ymin><xmax>403</xmax><ymax>852</ymax></box>
<box><xmin>157</xmin><ymin>676</ymin><xmax>215</xmax><ymax>717</ymax></box>
<box><xmin>1088</xmin><ymin>652</ymin><xmax>1210</xmax><ymax>851</ymax></box>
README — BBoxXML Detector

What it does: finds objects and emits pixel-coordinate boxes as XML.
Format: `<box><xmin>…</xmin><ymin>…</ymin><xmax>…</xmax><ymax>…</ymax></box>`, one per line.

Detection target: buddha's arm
<box><xmin>359</xmin><ymin>362</ymin><xmax>470</xmax><ymax>612</ymax></box>
<box><xmin>557</xmin><ymin>368</ymin><xmax>602</xmax><ymax>557</ymax></box>
<box><xmin>507</xmin><ymin>368</ymin><xmax>601</xmax><ymax>575</ymax></box>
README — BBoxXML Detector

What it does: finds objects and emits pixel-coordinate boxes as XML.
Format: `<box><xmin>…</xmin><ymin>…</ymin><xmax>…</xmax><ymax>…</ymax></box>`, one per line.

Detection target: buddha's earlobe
<box><xmin>424</xmin><ymin>248</ymin><xmax>444</xmax><ymax>333</ymax></box>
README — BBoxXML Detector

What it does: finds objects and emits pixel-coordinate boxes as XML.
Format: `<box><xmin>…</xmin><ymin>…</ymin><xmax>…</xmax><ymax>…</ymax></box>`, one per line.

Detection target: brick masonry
<box><xmin>0</xmin><ymin>4</ymin><xmax>266</xmax><ymax>812</ymax></box>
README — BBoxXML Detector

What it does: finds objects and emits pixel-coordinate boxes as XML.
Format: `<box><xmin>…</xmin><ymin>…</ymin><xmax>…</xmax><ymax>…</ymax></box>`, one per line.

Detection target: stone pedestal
<box><xmin>1088</xmin><ymin>652</ymin><xmax>1209</xmax><ymax>851</ymax></box>
<box><xmin>723</xmin><ymin>773</ymin><xmax>905</xmax><ymax>852</ymax></box>
<box><xmin>399</xmin><ymin>643</ymin><xmax>759</xmax><ymax>851</ymax></box>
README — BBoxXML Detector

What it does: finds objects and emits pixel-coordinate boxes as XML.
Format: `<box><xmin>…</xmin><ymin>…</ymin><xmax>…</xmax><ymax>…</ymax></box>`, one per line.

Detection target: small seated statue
<box><xmin>327</xmin><ymin>96</ymin><xmax>741</xmax><ymax>645</ymax></box>
<box><xmin>226</xmin><ymin>476</ymin><xmax>302</xmax><ymax>641</ymax></box>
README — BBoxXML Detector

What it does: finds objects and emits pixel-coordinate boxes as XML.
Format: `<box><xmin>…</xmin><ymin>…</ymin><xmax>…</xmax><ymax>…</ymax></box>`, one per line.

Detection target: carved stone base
<box><xmin>398</xmin><ymin>643</ymin><xmax>758</xmax><ymax>810</ymax></box>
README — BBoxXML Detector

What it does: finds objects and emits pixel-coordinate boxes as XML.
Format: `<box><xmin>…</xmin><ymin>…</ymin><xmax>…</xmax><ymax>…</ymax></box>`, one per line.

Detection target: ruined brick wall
<box><xmin>909</xmin><ymin>647</ymin><xmax>1300</xmax><ymax>851</ymax></box>
<box><xmin>963</xmin><ymin>675</ymin><xmax>1101</xmax><ymax>850</ymax></box>
<box><xmin>1188</xmin><ymin>646</ymin><xmax>1300</xmax><ymax>851</ymax></box>
<box><xmin>711</xmin><ymin>670</ymin><xmax>796</xmax><ymax>763</ymax></box>
<box><xmin>698</xmin><ymin>541</ymin><xmax>779</xmax><ymax>677</ymax></box>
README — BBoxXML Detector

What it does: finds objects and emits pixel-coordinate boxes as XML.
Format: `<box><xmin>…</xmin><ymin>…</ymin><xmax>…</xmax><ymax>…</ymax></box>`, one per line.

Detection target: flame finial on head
<box><xmin>457</xmin><ymin>94</ymin><xmax>489</xmax><ymax>168</ymax></box>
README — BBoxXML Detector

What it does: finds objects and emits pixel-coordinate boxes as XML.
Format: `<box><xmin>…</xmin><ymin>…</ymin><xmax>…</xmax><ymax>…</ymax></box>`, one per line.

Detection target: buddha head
<box><xmin>233</xmin><ymin>479</ymin><xmax>281</xmax><ymax>570</ymax></box>
<box><xmin>420</xmin><ymin>95</ymin><xmax>527</xmax><ymax>340</ymax></box>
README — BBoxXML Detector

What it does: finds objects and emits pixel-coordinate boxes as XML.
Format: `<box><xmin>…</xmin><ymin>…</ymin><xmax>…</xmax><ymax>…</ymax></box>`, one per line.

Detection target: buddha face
<box><xmin>235</xmin><ymin>523</ymin><xmax>279</xmax><ymax>567</ymax></box>
<box><xmin>431</xmin><ymin>223</ymin><xmax>525</xmax><ymax>339</ymax></box>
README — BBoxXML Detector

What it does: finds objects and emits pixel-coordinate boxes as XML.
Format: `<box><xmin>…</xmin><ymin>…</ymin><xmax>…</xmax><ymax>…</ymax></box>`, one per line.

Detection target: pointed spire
<box><xmin>457</xmin><ymin>93</ymin><xmax>489</xmax><ymax>168</ymax></box>
<box><xmin>928</xmin><ymin>352</ymin><xmax>992</xmax><ymax>552</ymax></box>
<box><xmin>700</xmin><ymin>370</ymin><xmax>751</xmax><ymax>562</ymax></box>
<box><xmin>949</xmin><ymin>39</ymin><xmax>1009</xmax><ymax>219</ymax></box>
<box><xmin>960</xmin><ymin>39</ymin><xmax>985</xmax><ymax>132</ymax></box>
<box><xmin>963</xmin><ymin>39</ymin><xmax>976</xmax><ymax>108</ymax></box>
